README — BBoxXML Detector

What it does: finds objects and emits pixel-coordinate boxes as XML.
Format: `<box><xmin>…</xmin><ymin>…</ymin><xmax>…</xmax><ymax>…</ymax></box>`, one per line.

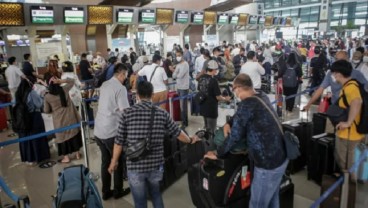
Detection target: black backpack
<box><xmin>12</xmin><ymin>93</ymin><xmax>32</xmax><ymax>133</ymax></box>
<box><xmin>195</xmin><ymin>75</ymin><xmax>211</xmax><ymax>104</ymax></box>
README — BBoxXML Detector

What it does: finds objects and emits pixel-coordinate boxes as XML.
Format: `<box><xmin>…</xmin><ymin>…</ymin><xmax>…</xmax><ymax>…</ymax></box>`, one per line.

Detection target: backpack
<box><xmin>53</xmin><ymin>165</ymin><xmax>103</xmax><ymax>208</ymax></box>
<box><xmin>282</xmin><ymin>65</ymin><xmax>298</xmax><ymax>88</ymax></box>
<box><xmin>195</xmin><ymin>75</ymin><xmax>211</xmax><ymax>104</ymax></box>
<box><xmin>95</xmin><ymin>64</ymin><xmax>114</xmax><ymax>88</ymax></box>
<box><xmin>224</xmin><ymin>61</ymin><xmax>236</xmax><ymax>81</ymax></box>
<box><xmin>341</xmin><ymin>79</ymin><xmax>368</xmax><ymax>134</ymax></box>
<box><xmin>12</xmin><ymin>92</ymin><xmax>32</xmax><ymax>133</ymax></box>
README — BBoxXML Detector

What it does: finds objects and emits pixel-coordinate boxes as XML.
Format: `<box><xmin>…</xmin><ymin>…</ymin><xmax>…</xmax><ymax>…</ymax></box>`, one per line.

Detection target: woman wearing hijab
<box><xmin>60</xmin><ymin>61</ymin><xmax>83</xmax><ymax>108</ymax></box>
<box><xmin>16</xmin><ymin>79</ymin><xmax>50</xmax><ymax>165</ymax></box>
<box><xmin>44</xmin><ymin>77</ymin><xmax>82</xmax><ymax>163</ymax></box>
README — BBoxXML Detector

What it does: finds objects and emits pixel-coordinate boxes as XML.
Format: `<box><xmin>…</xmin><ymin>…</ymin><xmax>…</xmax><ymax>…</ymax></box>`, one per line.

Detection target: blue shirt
<box><xmin>217</xmin><ymin>92</ymin><xmax>286</xmax><ymax>170</ymax></box>
<box><xmin>105</xmin><ymin>64</ymin><xmax>115</xmax><ymax>81</ymax></box>
<box><xmin>321</xmin><ymin>70</ymin><xmax>367</xmax><ymax>103</ymax></box>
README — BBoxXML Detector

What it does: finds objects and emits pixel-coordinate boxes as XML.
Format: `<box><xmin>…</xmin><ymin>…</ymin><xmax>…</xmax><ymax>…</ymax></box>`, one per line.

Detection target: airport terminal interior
<box><xmin>0</xmin><ymin>0</ymin><xmax>368</xmax><ymax>208</ymax></box>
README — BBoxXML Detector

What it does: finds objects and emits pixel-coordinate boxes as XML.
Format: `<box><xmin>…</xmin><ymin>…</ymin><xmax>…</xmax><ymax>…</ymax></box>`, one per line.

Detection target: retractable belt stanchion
<box><xmin>80</xmin><ymin>120</ymin><xmax>99</xmax><ymax>181</ymax></box>
<box><xmin>81</xmin><ymin>100</ymin><xmax>93</xmax><ymax>144</ymax></box>
<box><xmin>169</xmin><ymin>97</ymin><xmax>173</xmax><ymax>118</ymax></box>
<box><xmin>339</xmin><ymin>171</ymin><xmax>349</xmax><ymax>208</ymax></box>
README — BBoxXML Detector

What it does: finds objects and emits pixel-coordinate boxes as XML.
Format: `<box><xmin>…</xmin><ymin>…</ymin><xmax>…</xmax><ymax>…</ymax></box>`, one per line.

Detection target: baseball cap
<box><xmin>142</xmin><ymin>56</ymin><xmax>149</xmax><ymax>63</ymax></box>
<box><xmin>353</xmin><ymin>51</ymin><xmax>362</xmax><ymax>60</ymax></box>
<box><xmin>207</xmin><ymin>60</ymin><xmax>219</xmax><ymax>70</ymax></box>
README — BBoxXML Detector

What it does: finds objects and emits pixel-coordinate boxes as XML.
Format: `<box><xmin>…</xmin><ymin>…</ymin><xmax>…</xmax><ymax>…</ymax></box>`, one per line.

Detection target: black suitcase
<box><xmin>320</xmin><ymin>175</ymin><xmax>356</xmax><ymax>208</ymax></box>
<box><xmin>187</xmin><ymin>131</ymin><xmax>207</xmax><ymax>167</ymax></box>
<box><xmin>279</xmin><ymin>175</ymin><xmax>295</xmax><ymax>208</ymax></box>
<box><xmin>312</xmin><ymin>113</ymin><xmax>327</xmax><ymax>135</ymax></box>
<box><xmin>307</xmin><ymin>135</ymin><xmax>336</xmax><ymax>185</ymax></box>
<box><xmin>164</xmin><ymin>134</ymin><xmax>178</xmax><ymax>157</ymax></box>
<box><xmin>283</xmin><ymin>120</ymin><xmax>313</xmax><ymax>174</ymax></box>
<box><xmin>188</xmin><ymin>163</ymin><xmax>210</xmax><ymax>208</ymax></box>
<box><xmin>190</xmin><ymin>96</ymin><xmax>200</xmax><ymax>116</ymax></box>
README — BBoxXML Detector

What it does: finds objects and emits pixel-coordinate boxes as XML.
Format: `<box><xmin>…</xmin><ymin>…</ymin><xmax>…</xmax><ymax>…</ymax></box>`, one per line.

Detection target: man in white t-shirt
<box><xmin>138</xmin><ymin>54</ymin><xmax>168</xmax><ymax>109</ymax></box>
<box><xmin>194</xmin><ymin>47</ymin><xmax>206</xmax><ymax>77</ymax></box>
<box><xmin>5</xmin><ymin>56</ymin><xmax>27</xmax><ymax>102</ymax></box>
<box><xmin>231</xmin><ymin>43</ymin><xmax>241</xmax><ymax>57</ymax></box>
<box><xmin>239</xmin><ymin>51</ymin><xmax>265</xmax><ymax>90</ymax></box>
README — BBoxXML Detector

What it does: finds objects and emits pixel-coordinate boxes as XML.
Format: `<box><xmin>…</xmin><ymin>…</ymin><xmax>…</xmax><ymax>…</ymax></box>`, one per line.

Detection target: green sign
<box><xmin>176</xmin><ymin>11</ymin><xmax>189</xmax><ymax>24</ymax></box>
<box><xmin>230</xmin><ymin>15</ymin><xmax>239</xmax><ymax>25</ymax></box>
<box><xmin>249</xmin><ymin>15</ymin><xmax>258</xmax><ymax>24</ymax></box>
<box><xmin>140</xmin><ymin>9</ymin><xmax>155</xmax><ymax>23</ymax></box>
<box><xmin>192</xmin><ymin>12</ymin><xmax>203</xmax><ymax>24</ymax></box>
<box><xmin>64</xmin><ymin>7</ymin><xmax>84</xmax><ymax>24</ymax></box>
<box><xmin>118</xmin><ymin>8</ymin><xmax>134</xmax><ymax>24</ymax></box>
<box><xmin>31</xmin><ymin>6</ymin><xmax>54</xmax><ymax>24</ymax></box>
<box><xmin>218</xmin><ymin>14</ymin><xmax>229</xmax><ymax>24</ymax></box>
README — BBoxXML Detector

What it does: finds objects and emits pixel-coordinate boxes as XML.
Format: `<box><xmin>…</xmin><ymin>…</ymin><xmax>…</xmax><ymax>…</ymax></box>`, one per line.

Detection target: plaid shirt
<box><xmin>115</xmin><ymin>100</ymin><xmax>181</xmax><ymax>173</ymax></box>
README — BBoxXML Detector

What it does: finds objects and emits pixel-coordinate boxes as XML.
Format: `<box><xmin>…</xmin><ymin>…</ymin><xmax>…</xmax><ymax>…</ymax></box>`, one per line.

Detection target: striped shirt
<box><xmin>115</xmin><ymin>100</ymin><xmax>181</xmax><ymax>172</ymax></box>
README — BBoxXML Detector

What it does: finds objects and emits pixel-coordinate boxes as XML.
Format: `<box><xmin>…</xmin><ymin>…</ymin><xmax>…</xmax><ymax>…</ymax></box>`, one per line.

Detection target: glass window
<box><xmin>282</xmin><ymin>0</ymin><xmax>291</xmax><ymax>6</ymax></box>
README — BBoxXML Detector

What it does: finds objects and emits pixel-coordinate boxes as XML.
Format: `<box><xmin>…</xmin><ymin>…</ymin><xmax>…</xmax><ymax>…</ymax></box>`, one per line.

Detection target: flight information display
<box><xmin>64</xmin><ymin>7</ymin><xmax>84</xmax><ymax>24</ymax></box>
<box><xmin>248</xmin><ymin>15</ymin><xmax>258</xmax><ymax>24</ymax></box>
<box><xmin>230</xmin><ymin>14</ymin><xmax>239</xmax><ymax>25</ymax></box>
<box><xmin>258</xmin><ymin>16</ymin><xmax>265</xmax><ymax>25</ymax></box>
<box><xmin>217</xmin><ymin>13</ymin><xmax>229</xmax><ymax>24</ymax></box>
<box><xmin>31</xmin><ymin>6</ymin><xmax>54</xmax><ymax>24</ymax></box>
<box><xmin>117</xmin><ymin>8</ymin><xmax>134</xmax><ymax>23</ymax></box>
<box><xmin>191</xmin><ymin>12</ymin><xmax>204</xmax><ymax>24</ymax></box>
<box><xmin>139</xmin><ymin>9</ymin><xmax>156</xmax><ymax>24</ymax></box>
<box><xmin>176</xmin><ymin>10</ymin><xmax>189</xmax><ymax>24</ymax></box>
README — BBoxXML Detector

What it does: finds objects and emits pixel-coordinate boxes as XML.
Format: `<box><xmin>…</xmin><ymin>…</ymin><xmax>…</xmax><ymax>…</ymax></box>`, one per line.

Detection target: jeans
<box><xmin>177</xmin><ymin>89</ymin><xmax>189</xmax><ymax>126</ymax></box>
<box><xmin>96</xmin><ymin>137</ymin><xmax>126</xmax><ymax>194</ymax></box>
<box><xmin>127</xmin><ymin>168</ymin><xmax>164</xmax><ymax>208</ymax></box>
<box><xmin>250</xmin><ymin>159</ymin><xmax>289</xmax><ymax>208</ymax></box>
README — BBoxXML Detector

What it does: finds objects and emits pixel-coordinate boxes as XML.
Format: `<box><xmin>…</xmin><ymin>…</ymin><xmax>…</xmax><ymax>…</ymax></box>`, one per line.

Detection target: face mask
<box><xmin>353</xmin><ymin>60</ymin><xmax>360</xmax><ymax>64</ymax></box>
<box><xmin>176</xmin><ymin>57</ymin><xmax>182</xmax><ymax>62</ymax></box>
<box><xmin>363</xmin><ymin>56</ymin><xmax>368</xmax><ymax>63</ymax></box>
<box><xmin>331</xmin><ymin>74</ymin><xmax>336</xmax><ymax>83</ymax></box>
<box><xmin>160</xmin><ymin>60</ymin><xmax>163</xmax><ymax>66</ymax></box>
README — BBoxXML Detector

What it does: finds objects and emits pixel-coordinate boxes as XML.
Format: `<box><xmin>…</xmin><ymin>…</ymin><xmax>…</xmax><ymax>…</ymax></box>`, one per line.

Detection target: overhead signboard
<box><xmin>248</xmin><ymin>15</ymin><xmax>258</xmax><ymax>25</ymax></box>
<box><xmin>191</xmin><ymin>12</ymin><xmax>204</xmax><ymax>24</ymax></box>
<box><xmin>258</xmin><ymin>16</ymin><xmax>265</xmax><ymax>25</ymax></box>
<box><xmin>0</xmin><ymin>3</ymin><xmax>25</xmax><ymax>26</ymax></box>
<box><xmin>204</xmin><ymin>11</ymin><xmax>216</xmax><ymax>25</ymax></box>
<box><xmin>117</xmin><ymin>8</ymin><xmax>134</xmax><ymax>24</ymax></box>
<box><xmin>88</xmin><ymin>6</ymin><xmax>113</xmax><ymax>24</ymax></box>
<box><xmin>280</xmin><ymin>17</ymin><xmax>287</xmax><ymax>26</ymax></box>
<box><xmin>175</xmin><ymin>10</ymin><xmax>189</xmax><ymax>24</ymax></box>
<box><xmin>265</xmin><ymin>16</ymin><xmax>273</xmax><ymax>26</ymax></box>
<box><xmin>31</xmin><ymin>6</ymin><xmax>54</xmax><ymax>24</ymax></box>
<box><xmin>139</xmin><ymin>9</ymin><xmax>156</xmax><ymax>24</ymax></box>
<box><xmin>64</xmin><ymin>7</ymin><xmax>84</xmax><ymax>24</ymax></box>
<box><xmin>238</xmin><ymin>13</ymin><xmax>249</xmax><ymax>26</ymax></box>
<box><xmin>285</xmin><ymin>17</ymin><xmax>292</xmax><ymax>26</ymax></box>
<box><xmin>217</xmin><ymin>13</ymin><xmax>229</xmax><ymax>25</ymax></box>
<box><xmin>230</xmin><ymin>14</ymin><xmax>239</xmax><ymax>25</ymax></box>
<box><xmin>273</xmin><ymin>17</ymin><xmax>281</xmax><ymax>25</ymax></box>
<box><xmin>156</xmin><ymin>8</ymin><xmax>173</xmax><ymax>24</ymax></box>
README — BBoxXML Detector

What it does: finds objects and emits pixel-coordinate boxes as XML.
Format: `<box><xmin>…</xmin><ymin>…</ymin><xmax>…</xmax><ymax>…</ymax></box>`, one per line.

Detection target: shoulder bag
<box><xmin>125</xmin><ymin>106</ymin><xmax>155</xmax><ymax>162</ymax></box>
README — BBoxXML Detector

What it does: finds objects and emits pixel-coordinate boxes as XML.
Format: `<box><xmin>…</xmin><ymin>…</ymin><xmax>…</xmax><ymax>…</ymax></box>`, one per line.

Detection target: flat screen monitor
<box><xmin>258</xmin><ymin>16</ymin><xmax>265</xmax><ymax>25</ymax></box>
<box><xmin>191</xmin><ymin>12</ymin><xmax>204</xmax><ymax>24</ymax></box>
<box><xmin>139</xmin><ymin>9</ymin><xmax>156</xmax><ymax>24</ymax></box>
<box><xmin>248</xmin><ymin>15</ymin><xmax>258</xmax><ymax>24</ymax></box>
<box><xmin>64</xmin><ymin>7</ymin><xmax>84</xmax><ymax>24</ymax></box>
<box><xmin>31</xmin><ymin>6</ymin><xmax>54</xmax><ymax>24</ymax></box>
<box><xmin>217</xmin><ymin>13</ymin><xmax>229</xmax><ymax>25</ymax></box>
<box><xmin>230</xmin><ymin>14</ymin><xmax>239</xmax><ymax>25</ymax></box>
<box><xmin>117</xmin><ymin>8</ymin><xmax>134</xmax><ymax>24</ymax></box>
<box><xmin>176</xmin><ymin>10</ymin><xmax>189</xmax><ymax>24</ymax></box>
<box><xmin>273</xmin><ymin>17</ymin><xmax>281</xmax><ymax>25</ymax></box>
<box><xmin>280</xmin><ymin>17</ymin><xmax>287</xmax><ymax>26</ymax></box>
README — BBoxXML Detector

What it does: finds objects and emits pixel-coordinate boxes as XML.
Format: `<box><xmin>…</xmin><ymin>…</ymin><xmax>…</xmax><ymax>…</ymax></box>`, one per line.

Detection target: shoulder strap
<box><xmin>150</xmin><ymin>66</ymin><xmax>159</xmax><ymax>82</ymax></box>
<box><xmin>147</xmin><ymin>106</ymin><xmax>155</xmax><ymax>146</ymax></box>
<box><xmin>252</xmin><ymin>96</ymin><xmax>284</xmax><ymax>135</ymax></box>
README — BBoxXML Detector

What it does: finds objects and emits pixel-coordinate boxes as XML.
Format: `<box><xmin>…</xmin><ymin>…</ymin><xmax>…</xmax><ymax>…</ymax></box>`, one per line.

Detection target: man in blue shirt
<box><xmin>205</xmin><ymin>74</ymin><xmax>288</xmax><ymax>208</ymax></box>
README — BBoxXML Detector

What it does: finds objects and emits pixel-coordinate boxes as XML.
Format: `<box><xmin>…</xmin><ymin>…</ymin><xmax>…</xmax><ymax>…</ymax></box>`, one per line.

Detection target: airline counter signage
<box><xmin>192</xmin><ymin>12</ymin><xmax>204</xmax><ymax>24</ymax></box>
<box><xmin>140</xmin><ymin>9</ymin><xmax>155</xmax><ymax>23</ymax></box>
<box><xmin>117</xmin><ymin>8</ymin><xmax>134</xmax><ymax>23</ymax></box>
<box><xmin>31</xmin><ymin>6</ymin><xmax>54</xmax><ymax>24</ymax></box>
<box><xmin>230</xmin><ymin>14</ymin><xmax>239</xmax><ymax>25</ymax></box>
<box><xmin>64</xmin><ymin>7</ymin><xmax>84</xmax><ymax>24</ymax></box>
<box><xmin>217</xmin><ymin>13</ymin><xmax>229</xmax><ymax>24</ymax></box>
<box><xmin>176</xmin><ymin>10</ymin><xmax>189</xmax><ymax>23</ymax></box>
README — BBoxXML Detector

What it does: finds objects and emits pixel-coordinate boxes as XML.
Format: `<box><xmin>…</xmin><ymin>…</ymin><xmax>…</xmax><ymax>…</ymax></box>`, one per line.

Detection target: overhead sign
<box><xmin>265</xmin><ymin>16</ymin><xmax>273</xmax><ymax>26</ymax></box>
<box><xmin>64</xmin><ymin>7</ymin><xmax>84</xmax><ymax>24</ymax></box>
<box><xmin>230</xmin><ymin>14</ymin><xmax>239</xmax><ymax>25</ymax></box>
<box><xmin>31</xmin><ymin>6</ymin><xmax>54</xmax><ymax>24</ymax></box>
<box><xmin>176</xmin><ymin>10</ymin><xmax>189</xmax><ymax>24</ymax></box>
<box><xmin>117</xmin><ymin>8</ymin><xmax>134</xmax><ymax>24</ymax></box>
<box><xmin>258</xmin><ymin>16</ymin><xmax>265</xmax><ymax>25</ymax></box>
<box><xmin>191</xmin><ymin>12</ymin><xmax>204</xmax><ymax>24</ymax></box>
<box><xmin>273</xmin><ymin>17</ymin><xmax>281</xmax><ymax>25</ymax></box>
<box><xmin>139</xmin><ymin>9</ymin><xmax>156</xmax><ymax>24</ymax></box>
<box><xmin>217</xmin><ymin>13</ymin><xmax>229</xmax><ymax>24</ymax></box>
<box><xmin>248</xmin><ymin>15</ymin><xmax>258</xmax><ymax>24</ymax></box>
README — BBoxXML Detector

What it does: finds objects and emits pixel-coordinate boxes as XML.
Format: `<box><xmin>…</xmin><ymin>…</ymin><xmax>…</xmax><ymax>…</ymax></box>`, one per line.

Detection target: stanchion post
<box><xmin>80</xmin><ymin>120</ymin><xmax>99</xmax><ymax>181</ymax></box>
<box><xmin>340</xmin><ymin>171</ymin><xmax>349</xmax><ymax>208</ymax></box>
<box><xmin>81</xmin><ymin>100</ymin><xmax>92</xmax><ymax>144</ymax></box>
<box><xmin>169</xmin><ymin>97</ymin><xmax>173</xmax><ymax>118</ymax></box>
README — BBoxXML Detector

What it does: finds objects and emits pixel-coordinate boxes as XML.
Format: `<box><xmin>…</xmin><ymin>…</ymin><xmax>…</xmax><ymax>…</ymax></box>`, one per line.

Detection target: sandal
<box><xmin>57</xmin><ymin>159</ymin><xmax>70</xmax><ymax>164</ymax></box>
<box><xmin>39</xmin><ymin>161</ymin><xmax>56</xmax><ymax>168</ymax></box>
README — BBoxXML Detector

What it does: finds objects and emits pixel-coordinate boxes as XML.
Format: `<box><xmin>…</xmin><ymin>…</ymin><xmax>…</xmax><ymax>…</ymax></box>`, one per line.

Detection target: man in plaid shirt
<box><xmin>108</xmin><ymin>81</ymin><xmax>200</xmax><ymax>208</ymax></box>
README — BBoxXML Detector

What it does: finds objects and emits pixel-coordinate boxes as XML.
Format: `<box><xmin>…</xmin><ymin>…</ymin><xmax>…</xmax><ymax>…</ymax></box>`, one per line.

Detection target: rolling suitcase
<box><xmin>0</xmin><ymin>107</ymin><xmax>8</xmax><ymax>131</ymax></box>
<box><xmin>188</xmin><ymin>163</ymin><xmax>208</xmax><ymax>208</ymax></box>
<box><xmin>279</xmin><ymin>175</ymin><xmax>295</xmax><ymax>208</ymax></box>
<box><xmin>312</xmin><ymin>113</ymin><xmax>327</xmax><ymax>135</ymax></box>
<box><xmin>354</xmin><ymin>141</ymin><xmax>368</xmax><ymax>183</ymax></box>
<box><xmin>190</xmin><ymin>95</ymin><xmax>200</xmax><ymax>116</ymax></box>
<box><xmin>320</xmin><ymin>175</ymin><xmax>356</xmax><ymax>208</ymax></box>
<box><xmin>166</xmin><ymin>91</ymin><xmax>181</xmax><ymax>121</ymax></box>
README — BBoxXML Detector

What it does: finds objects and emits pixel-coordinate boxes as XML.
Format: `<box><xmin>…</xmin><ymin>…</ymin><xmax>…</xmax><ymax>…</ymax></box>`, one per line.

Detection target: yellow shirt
<box><xmin>337</xmin><ymin>80</ymin><xmax>364</xmax><ymax>141</ymax></box>
<box><xmin>299</xmin><ymin>48</ymin><xmax>307</xmax><ymax>57</ymax></box>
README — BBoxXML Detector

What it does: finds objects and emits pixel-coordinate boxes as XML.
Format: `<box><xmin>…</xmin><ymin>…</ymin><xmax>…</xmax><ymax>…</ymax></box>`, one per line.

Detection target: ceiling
<box><xmin>99</xmin><ymin>0</ymin><xmax>153</xmax><ymax>6</ymax></box>
<box><xmin>205</xmin><ymin>0</ymin><xmax>253</xmax><ymax>12</ymax></box>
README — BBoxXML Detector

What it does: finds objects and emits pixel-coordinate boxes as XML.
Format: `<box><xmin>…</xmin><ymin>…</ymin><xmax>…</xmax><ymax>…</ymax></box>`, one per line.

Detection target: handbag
<box><xmin>326</xmin><ymin>90</ymin><xmax>349</xmax><ymax>127</ymax></box>
<box><xmin>194</xmin><ymin>91</ymin><xmax>207</xmax><ymax>104</ymax></box>
<box><xmin>318</xmin><ymin>95</ymin><xmax>330</xmax><ymax>113</ymax></box>
<box><xmin>125</xmin><ymin>106</ymin><xmax>155</xmax><ymax>162</ymax></box>
<box><xmin>252</xmin><ymin>96</ymin><xmax>300</xmax><ymax>160</ymax></box>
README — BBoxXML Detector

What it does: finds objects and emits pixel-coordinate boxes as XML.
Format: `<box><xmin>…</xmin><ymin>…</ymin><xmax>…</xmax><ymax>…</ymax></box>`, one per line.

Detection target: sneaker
<box><xmin>102</xmin><ymin>190</ymin><xmax>113</xmax><ymax>201</ymax></box>
<box><xmin>114</xmin><ymin>188</ymin><xmax>131</xmax><ymax>199</ymax></box>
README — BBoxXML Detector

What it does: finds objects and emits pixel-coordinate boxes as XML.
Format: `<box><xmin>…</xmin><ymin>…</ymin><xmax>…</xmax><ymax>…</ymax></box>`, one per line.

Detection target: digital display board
<box><xmin>175</xmin><ymin>10</ymin><xmax>189</xmax><ymax>24</ymax></box>
<box><xmin>273</xmin><ymin>17</ymin><xmax>281</xmax><ymax>25</ymax></box>
<box><xmin>139</xmin><ymin>9</ymin><xmax>156</xmax><ymax>24</ymax></box>
<box><xmin>258</xmin><ymin>16</ymin><xmax>265</xmax><ymax>25</ymax></box>
<box><xmin>117</xmin><ymin>8</ymin><xmax>134</xmax><ymax>24</ymax></box>
<box><xmin>64</xmin><ymin>7</ymin><xmax>84</xmax><ymax>24</ymax></box>
<box><xmin>217</xmin><ymin>13</ymin><xmax>229</xmax><ymax>24</ymax></box>
<box><xmin>248</xmin><ymin>15</ymin><xmax>258</xmax><ymax>24</ymax></box>
<box><xmin>280</xmin><ymin>17</ymin><xmax>287</xmax><ymax>26</ymax></box>
<box><xmin>191</xmin><ymin>12</ymin><xmax>204</xmax><ymax>24</ymax></box>
<box><xmin>31</xmin><ymin>6</ymin><xmax>54</xmax><ymax>24</ymax></box>
<box><xmin>230</xmin><ymin>14</ymin><xmax>239</xmax><ymax>25</ymax></box>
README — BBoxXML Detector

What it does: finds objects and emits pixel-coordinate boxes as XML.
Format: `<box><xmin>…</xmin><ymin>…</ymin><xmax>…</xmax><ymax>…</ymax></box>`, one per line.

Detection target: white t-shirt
<box><xmin>195</xmin><ymin>55</ymin><xmax>206</xmax><ymax>74</ymax></box>
<box><xmin>231</xmin><ymin>48</ymin><xmax>240</xmax><ymax>57</ymax></box>
<box><xmin>239</xmin><ymin>61</ymin><xmax>265</xmax><ymax>89</ymax></box>
<box><xmin>5</xmin><ymin>65</ymin><xmax>24</xmax><ymax>89</ymax></box>
<box><xmin>138</xmin><ymin>63</ymin><xmax>168</xmax><ymax>93</ymax></box>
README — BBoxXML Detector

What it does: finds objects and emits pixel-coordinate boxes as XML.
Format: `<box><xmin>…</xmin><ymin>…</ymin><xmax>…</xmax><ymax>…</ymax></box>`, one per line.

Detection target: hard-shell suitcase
<box><xmin>188</xmin><ymin>163</ymin><xmax>208</xmax><ymax>208</ymax></box>
<box><xmin>354</xmin><ymin>142</ymin><xmax>368</xmax><ymax>183</ymax></box>
<box><xmin>279</xmin><ymin>175</ymin><xmax>295</xmax><ymax>208</ymax></box>
<box><xmin>320</xmin><ymin>175</ymin><xmax>356</xmax><ymax>208</ymax></box>
<box><xmin>166</xmin><ymin>91</ymin><xmax>181</xmax><ymax>121</ymax></box>
<box><xmin>312</xmin><ymin>113</ymin><xmax>327</xmax><ymax>135</ymax></box>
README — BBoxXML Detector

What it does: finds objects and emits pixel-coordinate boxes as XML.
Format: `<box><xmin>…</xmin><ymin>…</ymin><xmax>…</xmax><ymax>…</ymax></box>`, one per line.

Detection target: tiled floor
<box><xmin>0</xmin><ymin>91</ymin><xmax>367</xmax><ymax>208</ymax></box>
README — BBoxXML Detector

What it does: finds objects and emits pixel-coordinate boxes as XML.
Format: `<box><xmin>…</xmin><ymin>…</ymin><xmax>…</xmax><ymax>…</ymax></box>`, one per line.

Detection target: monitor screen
<box><xmin>31</xmin><ymin>6</ymin><xmax>54</xmax><ymax>24</ymax></box>
<box><xmin>117</xmin><ymin>8</ymin><xmax>134</xmax><ymax>24</ymax></box>
<box><xmin>248</xmin><ymin>15</ymin><xmax>258</xmax><ymax>24</ymax></box>
<box><xmin>64</xmin><ymin>7</ymin><xmax>84</xmax><ymax>24</ymax></box>
<box><xmin>139</xmin><ymin>9</ymin><xmax>156</xmax><ymax>24</ymax></box>
<box><xmin>176</xmin><ymin>10</ymin><xmax>189</xmax><ymax>24</ymax></box>
<box><xmin>217</xmin><ymin>13</ymin><xmax>229</xmax><ymax>24</ymax></box>
<box><xmin>230</xmin><ymin>14</ymin><xmax>239</xmax><ymax>25</ymax></box>
<box><xmin>191</xmin><ymin>12</ymin><xmax>204</xmax><ymax>24</ymax></box>
<box><xmin>280</xmin><ymin>17</ymin><xmax>287</xmax><ymax>26</ymax></box>
<box><xmin>273</xmin><ymin>17</ymin><xmax>281</xmax><ymax>25</ymax></box>
<box><xmin>258</xmin><ymin>16</ymin><xmax>265</xmax><ymax>25</ymax></box>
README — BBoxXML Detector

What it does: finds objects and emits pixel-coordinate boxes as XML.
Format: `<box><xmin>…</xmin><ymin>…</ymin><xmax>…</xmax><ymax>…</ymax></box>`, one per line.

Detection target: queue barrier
<box><xmin>0</xmin><ymin>177</ymin><xmax>30</xmax><ymax>208</ymax></box>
